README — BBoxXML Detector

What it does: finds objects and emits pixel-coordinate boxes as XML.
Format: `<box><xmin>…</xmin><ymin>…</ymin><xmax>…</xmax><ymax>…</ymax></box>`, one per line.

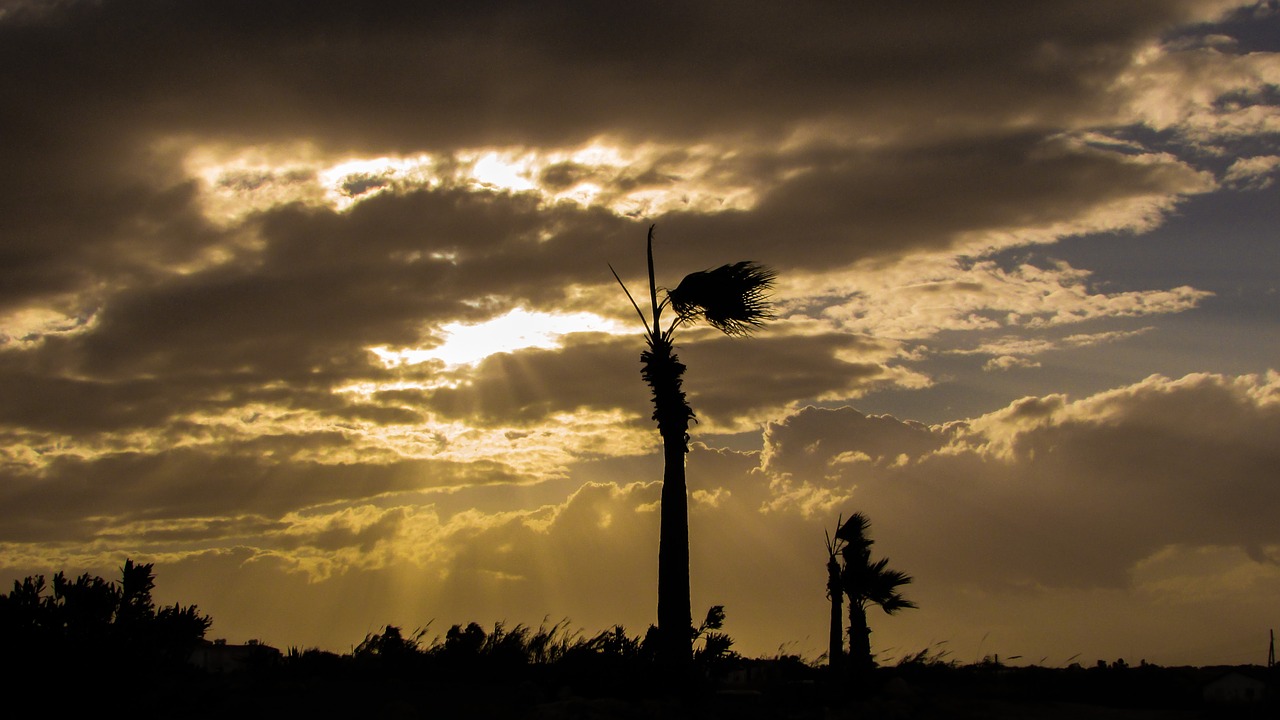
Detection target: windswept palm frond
<box><xmin>667</xmin><ymin>261</ymin><xmax>776</xmax><ymax>336</ymax></box>
<box><xmin>837</xmin><ymin>513</ymin><xmax>916</xmax><ymax>614</ymax></box>
<box><xmin>876</xmin><ymin>593</ymin><xmax>917</xmax><ymax>615</ymax></box>
<box><xmin>835</xmin><ymin>512</ymin><xmax>873</xmax><ymax>550</ymax></box>
<box><xmin>863</xmin><ymin>558</ymin><xmax>917</xmax><ymax>615</ymax></box>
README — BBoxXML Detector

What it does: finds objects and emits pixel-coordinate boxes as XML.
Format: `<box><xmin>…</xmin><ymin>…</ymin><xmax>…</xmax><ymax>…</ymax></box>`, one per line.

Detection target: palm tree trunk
<box><xmin>827</xmin><ymin>555</ymin><xmax>843</xmax><ymax>671</ymax></box>
<box><xmin>658</xmin><ymin>428</ymin><xmax>691</xmax><ymax>673</ymax></box>
<box><xmin>642</xmin><ymin>334</ymin><xmax>694</xmax><ymax>675</ymax></box>
<box><xmin>848</xmin><ymin>600</ymin><xmax>872</xmax><ymax>672</ymax></box>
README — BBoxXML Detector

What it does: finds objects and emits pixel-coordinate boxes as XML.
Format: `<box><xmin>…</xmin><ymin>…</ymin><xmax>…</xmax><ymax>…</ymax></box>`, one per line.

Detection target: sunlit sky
<box><xmin>2</xmin><ymin>0</ymin><xmax>1279</xmax><ymax>667</ymax></box>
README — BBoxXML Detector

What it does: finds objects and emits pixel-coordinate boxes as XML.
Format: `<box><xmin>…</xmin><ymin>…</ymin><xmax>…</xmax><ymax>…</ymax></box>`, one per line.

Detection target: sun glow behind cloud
<box><xmin>317</xmin><ymin>154</ymin><xmax>439</xmax><ymax>209</ymax></box>
<box><xmin>182</xmin><ymin>140</ymin><xmax>763</xmax><ymax>224</ymax></box>
<box><xmin>373</xmin><ymin>308</ymin><xmax>628</xmax><ymax>369</ymax></box>
<box><xmin>469</xmin><ymin>151</ymin><xmax>538</xmax><ymax>192</ymax></box>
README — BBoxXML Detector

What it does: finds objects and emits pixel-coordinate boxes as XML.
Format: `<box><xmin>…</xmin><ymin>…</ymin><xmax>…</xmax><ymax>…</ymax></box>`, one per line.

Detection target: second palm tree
<box><xmin>830</xmin><ymin>512</ymin><xmax>916</xmax><ymax>673</ymax></box>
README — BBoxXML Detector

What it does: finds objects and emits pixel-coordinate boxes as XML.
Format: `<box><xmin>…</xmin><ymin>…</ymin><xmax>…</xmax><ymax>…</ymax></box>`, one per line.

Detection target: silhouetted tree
<box><xmin>0</xmin><ymin>558</ymin><xmax>212</xmax><ymax>670</ymax></box>
<box><xmin>590</xmin><ymin>624</ymin><xmax>642</xmax><ymax>660</ymax></box>
<box><xmin>51</xmin><ymin>570</ymin><xmax>120</xmax><ymax>654</ymax></box>
<box><xmin>117</xmin><ymin>558</ymin><xmax>156</xmax><ymax>625</ymax></box>
<box><xmin>151</xmin><ymin>603</ymin><xmax>217</xmax><ymax>663</ymax></box>
<box><xmin>692</xmin><ymin>604</ymin><xmax>738</xmax><ymax>680</ymax></box>
<box><xmin>443</xmin><ymin>621</ymin><xmax>487</xmax><ymax>659</ymax></box>
<box><xmin>0</xmin><ymin>575</ymin><xmax>53</xmax><ymax>650</ymax></box>
<box><xmin>611</xmin><ymin>225</ymin><xmax>775</xmax><ymax>677</ymax></box>
<box><xmin>825</xmin><ymin>519</ymin><xmax>845</xmax><ymax>673</ymax></box>
<box><xmin>355</xmin><ymin>624</ymin><xmax>424</xmax><ymax>662</ymax></box>
<box><xmin>833</xmin><ymin>513</ymin><xmax>915</xmax><ymax>672</ymax></box>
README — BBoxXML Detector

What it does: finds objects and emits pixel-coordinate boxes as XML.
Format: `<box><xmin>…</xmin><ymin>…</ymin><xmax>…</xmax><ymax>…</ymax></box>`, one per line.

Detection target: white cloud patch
<box><xmin>1116</xmin><ymin>39</ymin><xmax>1280</xmax><ymax>144</ymax></box>
<box><xmin>1224</xmin><ymin>155</ymin><xmax>1280</xmax><ymax>189</ymax></box>
<box><xmin>984</xmin><ymin>355</ymin><xmax>1042</xmax><ymax>372</ymax></box>
<box><xmin>809</xmin><ymin>256</ymin><xmax>1209</xmax><ymax>342</ymax></box>
<box><xmin>959</xmin><ymin>328</ymin><xmax>1155</xmax><ymax>370</ymax></box>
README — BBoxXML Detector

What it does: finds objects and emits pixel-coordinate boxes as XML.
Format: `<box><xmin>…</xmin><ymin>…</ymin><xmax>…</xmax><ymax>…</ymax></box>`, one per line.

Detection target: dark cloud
<box><xmin>425</xmin><ymin>335</ymin><xmax>639</xmax><ymax>424</ymax></box>
<box><xmin>678</xmin><ymin>333</ymin><xmax>894</xmax><ymax>425</ymax></box>
<box><xmin>758</xmin><ymin>373</ymin><xmax>1280</xmax><ymax>590</ymax></box>
<box><xmin>421</xmin><ymin>330</ymin><xmax>897</xmax><ymax>428</ymax></box>
<box><xmin>0</xmin><ymin>0</ymin><xmax>1235</xmax><ymax>313</ymax></box>
<box><xmin>655</xmin><ymin>134</ymin><xmax>1209</xmax><ymax>272</ymax></box>
<box><xmin>0</xmin><ymin>0</ymin><xmax>1240</xmax><ymax>444</ymax></box>
<box><xmin>0</xmin><ymin>447</ymin><xmax>524</xmax><ymax>542</ymax></box>
<box><xmin>0</xmin><ymin>0</ymin><xmax>1228</xmax><ymax>149</ymax></box>
<box><xmin>759</xmin><ymin>406</ymin><xmax>949</xmax><ymax>480</ymax></box>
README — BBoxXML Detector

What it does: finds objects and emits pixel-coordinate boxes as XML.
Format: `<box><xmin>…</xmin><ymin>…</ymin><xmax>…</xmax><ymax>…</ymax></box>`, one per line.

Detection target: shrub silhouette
<box><xmin>0</xmin><ymin>558</ymin><xmax>212</xmax><ymax>690</ymax></box>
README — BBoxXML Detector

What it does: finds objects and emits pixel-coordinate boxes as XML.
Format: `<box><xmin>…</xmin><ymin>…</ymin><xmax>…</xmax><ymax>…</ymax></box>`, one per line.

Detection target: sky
<box><xmin>1</xmin><ymin>0</ymin><xmax>1278</xmax><ymax>668</ymax></box>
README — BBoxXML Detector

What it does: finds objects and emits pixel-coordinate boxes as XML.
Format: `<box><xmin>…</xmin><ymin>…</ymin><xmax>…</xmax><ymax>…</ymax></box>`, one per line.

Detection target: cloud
<box><xmin>0</xmin><ymin>1</ymin><xmax>1247</xmax><ymax>148</ymax></box>
<box><xmin>1224</xmin><ymin>155</ymin><xmax>1280</xmax><ymax>189</ymax></box>
<box><xmin>957</xmin><ymin>328</ymin><xmax>1155</xmax><ymax>369</ymax></box>
<box><xmin>814</xmin><ymin>255</ymin><xmax>1209</xmax><ymax>342</ymax></box>
<box><xmin>766</xmin><ymin>372</ymin><xmax>1280</xmax><ymax>592</ymax></box>
<box><xmin>0</xmin><ymin>0</ymin><xmax>1250</xmax><ymax>317</ymax></box>
<box><xmin>984</xmin><ymin>355</ymin><xmax>1043</xmax><ymax>372</ymax></box>
<box><xmin>653</xmin><ymin>134</ymin><xmax>1214</xmax><ymax>276</ymax></box>
<box><xmin>0</xmin><ymin>447</ymin><xmax>527</xmax><ymax>544</ymax></box>
<box><xmin>0</xmin><ymin>2</ymin><xmax>1239</xmax><ymax>469</ymax></box>
<box><xmin>1116</xmin><ymin>35</ymin><xmax>1280</xmax><ymax>143</ymax></box>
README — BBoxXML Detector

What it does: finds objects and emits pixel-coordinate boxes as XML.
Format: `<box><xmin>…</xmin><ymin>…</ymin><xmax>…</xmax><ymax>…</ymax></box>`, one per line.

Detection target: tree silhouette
<box><xmin>825</xmin><ymin>520</ymin><xmax>845</xmax><ymax>673</ymax></box>
<box><xmin>0</xmin><ymin>558</ymin><xmax>212</xmax><ymax>670</ymax></box>
<box><xmin>611</xmin><ymin>225</ymin><xmax>775</xmax><ymax>677</ymax></box>
<box><xmin>830</xmin><ymin>512</ymin><xmax>916</xmax><ymax>673</ymax></box>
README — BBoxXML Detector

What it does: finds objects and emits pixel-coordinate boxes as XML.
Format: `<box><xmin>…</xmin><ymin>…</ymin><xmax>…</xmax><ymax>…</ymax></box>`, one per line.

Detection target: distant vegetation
<box><xmin>344</xmin><ymin>604</ymin><xmax>739</xmax><ymax>689</ymax></box>
<box><xmin>3</xmin><ymin>560</ymin><xmax>1275</xmax><ymax>718</ymax></box>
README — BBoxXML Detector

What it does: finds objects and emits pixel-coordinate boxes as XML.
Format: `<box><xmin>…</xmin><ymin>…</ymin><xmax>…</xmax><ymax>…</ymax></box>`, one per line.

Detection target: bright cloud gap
<box><xmin>186</xmin><ymin>141</ymin><xmax>761</xmax><ymax>222</ymax></box>
<box><xmin>372</xmin><ymin>308</ymin><xmax>628</xmax><ymax>369</ymax></box>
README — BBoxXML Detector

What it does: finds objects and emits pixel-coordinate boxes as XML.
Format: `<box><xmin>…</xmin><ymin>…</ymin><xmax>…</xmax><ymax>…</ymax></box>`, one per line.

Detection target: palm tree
<box><xmin>611</xmin><ymin>225</ymin><xmax>775</xmax><ymax>676</ymax></box>
<box><xmin>825</xmin><ymin>518</ymin><xmax>846</xmax><ymax>672</ymax></box>
<box><xmin>834</xmin><ymin>512</ymin><xmax>916</xmax><ymax>672</ymax></box>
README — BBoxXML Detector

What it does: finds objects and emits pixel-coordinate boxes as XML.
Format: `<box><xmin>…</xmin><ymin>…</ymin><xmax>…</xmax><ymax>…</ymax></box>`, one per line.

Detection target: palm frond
<box><xmin>609</xmin><ymin>263</ymin><xmax>651</xmax><ymax>336</ymax></box>
<box><xmin>667</xmin><ymin>261</ymin><xmax>776</xmax><ymax>336</ymax></box>
<box><xmin>835</xmin><ymin>512</ymin><xmax>871</xmax><ymax>545</ymax></box>
<box><xmin>871</xmin><ymin>565</ymin><xmax>915</xmax><ymax>592</ymax></box>
<box><xmin>826</xmin><ymin>513</ymin><xmax>845</xmax><ymax>557</ymax></box>
<box><xmin>877</xmin><ymin>593</ymin><xmax>918</xmax><ymax>615</ymax></box>
<box><xmin>862</xmin><ymin>561</ymin><xmax>916</xmax><ymax>613</ymax></box>
<box><xmin>834</xmin><ymin>511</ymin><xmax>917</xmax><ymax>615</ymax></box>
<box><xmin>835</xmin><ymin>513</ymin><xmax>875</xmax><ymax>564</ymax></box>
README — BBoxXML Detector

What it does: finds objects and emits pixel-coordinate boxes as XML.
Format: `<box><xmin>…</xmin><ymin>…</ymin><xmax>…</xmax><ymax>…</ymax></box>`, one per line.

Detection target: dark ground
<box><xmin>11</xmin><ymin>656</ymin><xmax>1273</xmax><ymax>719</ymax></box>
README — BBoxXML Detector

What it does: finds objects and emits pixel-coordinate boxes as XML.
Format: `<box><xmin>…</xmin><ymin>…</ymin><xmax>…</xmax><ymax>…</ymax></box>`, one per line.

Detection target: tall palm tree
<box><xmin>835</xmin><ymin>512</ymin><xmax>916</xmax><ymax>672</ymax></box>
<box><xmin>611</xmin><ymin>225</ymin><xmax>775</xmax><ymax>676</ymax></box>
